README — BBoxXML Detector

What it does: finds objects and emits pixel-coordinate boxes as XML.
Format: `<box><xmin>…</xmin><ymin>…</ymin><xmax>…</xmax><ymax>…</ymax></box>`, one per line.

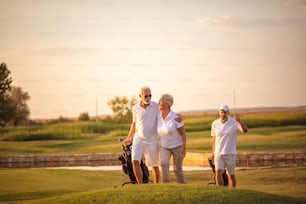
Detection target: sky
<box><xmin>1</xmin><ymin>0</ymin><xmax>306</xmax><ymax>119</ymax></box>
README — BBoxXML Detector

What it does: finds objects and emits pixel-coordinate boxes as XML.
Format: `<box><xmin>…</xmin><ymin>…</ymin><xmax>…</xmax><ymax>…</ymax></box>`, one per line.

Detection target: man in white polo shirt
<box><xmin>123</xmin><ymin>86</ymin><xmax>160</xmax><ymax>184</ymax></box>
<box><xmin>211</xmin><ymin>105</ymin><xmax>248</xmax><ymax>187</ymax></box>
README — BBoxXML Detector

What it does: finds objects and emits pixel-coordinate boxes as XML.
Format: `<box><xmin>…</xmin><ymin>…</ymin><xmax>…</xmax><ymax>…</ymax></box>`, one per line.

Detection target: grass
<box><xmin>0</xmin><ymin>168</ymin><xmax>126</xmax><ymax>202</ymax></box>
<box><xmin>0</xmin><ymin>121</ymin><xmax>129</xmax><ymax>141</ymax></box>
<box><xmin>0</xmin><ymin>110</ymin><xmax>305</xmax><ymax>155</ymax></box>
<box><xmin>183</xmin><ymin>110</ymin><xmax>306</xmax><ymax>131</ymax></box>
<box><xmin>0</xmin><ymin>110</ymin><xmax>305</xmax><ymax>203</ymax></box>
<box><xmin>22</xmin><ymin>185</ymin><xmax>304</xmax><ymax>204</ymax></box>
<box><xmin>0</xmin><ymin>125</ymin><xmax>305</xmax><ymax>155</ymax></box>
<box><xmin>0</xmin><ymin>109</ymin><xmax>305</xmax><ymax>142</ymax></box>
<box><xmin>0</xmin><ymin>126</ymin><xmax>305</xmax><ymax>155</ymax></box>
<box><xmin>0</xmin><ymin>166</ymin><xmax>305</xmax><ymax>203</ymax></box>
<box><xmin>185</xmin><ymin>125</ymin><xmax>306</xmax><ymax>153</ymax></box>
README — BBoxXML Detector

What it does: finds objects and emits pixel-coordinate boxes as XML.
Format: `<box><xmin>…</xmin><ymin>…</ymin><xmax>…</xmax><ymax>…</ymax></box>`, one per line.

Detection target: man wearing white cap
<box><xmin>211</xmin><ymin>105</ymin><xmax>248</xmax><ymax>187</ymax></box>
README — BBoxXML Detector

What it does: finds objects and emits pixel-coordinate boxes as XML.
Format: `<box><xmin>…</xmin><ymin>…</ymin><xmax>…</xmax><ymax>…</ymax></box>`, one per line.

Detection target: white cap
<box><xmin>219</xmin><ymin>105</ymin><xmax>230</xmax><ymax>112</ymax></box>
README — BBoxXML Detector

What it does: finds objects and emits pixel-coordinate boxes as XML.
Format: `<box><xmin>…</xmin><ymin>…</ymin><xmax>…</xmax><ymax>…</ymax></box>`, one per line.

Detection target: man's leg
<box><xmin>214</xmin><ymin>154</ymin><xmax>225</xmax><ymax>186</ymax></box>
<box><xmin>131</xmin><ymin>138</ymin><xmax>144</xmax><ymax>184</ymax></box>
<box><xmin>144</xmin><ymin>141</ymin><xmax>159</xmax><ymax>184</ymax></box>
<box><xmin>224</xmin><ymin>154</ymin><xmax>236</xmax><ymax>188</ymax></box>
<box><xmin>152</xmin><ymin>166</ymin><xmax>160</xmax><ymax>184</ymax></box>
<box><xmin>228</xmin><ymin>174</ymin><xmax>236</xmax><ymax>188</ymax></box>
<box><xmin>132</xmin><ymin>160</ymin><xmax>143</xmax><ymax>184</ymax></box>
<box><xmin>215</xmin><ymin>169</ymin><xmax>224</xmax><ymax>186</ymax></box>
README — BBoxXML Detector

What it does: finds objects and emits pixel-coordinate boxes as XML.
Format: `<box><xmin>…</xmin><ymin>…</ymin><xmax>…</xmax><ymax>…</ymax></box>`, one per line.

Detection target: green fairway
<box><xmin>0</xmin><ymin>109</ymin><xmax>305</xmax><ymax>155</ymax></box>
<box><xmin>0</xmin><ymin>125</ymin><xmax>305</xmax><ymax>155</ymax></box>
<box><xmin>0</xmin><ymin>166</ymin><xmax>305</xmax><ymax>204</ymax></box>
<box><xmin>0</xmin><ymin>110</ymin><xmax>305</xmax><ymax>203</ymax></box>
<box><xmin>21</xmin><ymin>185</ymin><xmax>305</xmax><ymax>204</ymax></box>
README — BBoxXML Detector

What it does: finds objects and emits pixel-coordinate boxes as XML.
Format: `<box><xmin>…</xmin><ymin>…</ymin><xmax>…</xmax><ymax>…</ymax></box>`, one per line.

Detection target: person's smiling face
<box><xmin>140</xmin><ymin>88</ymin><xmax>152</xmax><ymax>106</ymax></box>
<box><xmin>219</xmin><ymin>109</ymin><xmax>229</xmax><ymax>123</ymax></box>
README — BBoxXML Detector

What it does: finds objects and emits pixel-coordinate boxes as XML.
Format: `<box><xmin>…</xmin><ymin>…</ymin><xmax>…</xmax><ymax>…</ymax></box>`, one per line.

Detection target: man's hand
<box><xmin>123</xmin><ymin>138</ymin><xmax>132</xmax><ymax>146</ymax></box>
<box><xmin>235</xmin><ymin>116</ymin><xmax>248</xmax><ymax>133</ymax></box>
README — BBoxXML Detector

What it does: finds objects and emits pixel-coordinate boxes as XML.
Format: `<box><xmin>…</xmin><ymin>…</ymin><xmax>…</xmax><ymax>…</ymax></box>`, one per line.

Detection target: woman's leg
<box><xmin>160</xmin><ymin>146</ymin><xmax>171</xmax><ymax>183</ymax></box>
<box><xmin>172</xmin><ymin>145</ymin><xmax>185</xmax><ymax>183</ymax></box>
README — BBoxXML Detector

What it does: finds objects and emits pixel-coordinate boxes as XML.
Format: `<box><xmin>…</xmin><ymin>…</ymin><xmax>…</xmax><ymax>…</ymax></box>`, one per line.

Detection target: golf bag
<box><xmin>118</xmin><ymin>143</ymin><xmax>151</xmax><ymax>186</ymax></box>
<box><xmin>208</xmin><ymin>158</ymin><xmax>228</xmax><ymax>186</ymax></box>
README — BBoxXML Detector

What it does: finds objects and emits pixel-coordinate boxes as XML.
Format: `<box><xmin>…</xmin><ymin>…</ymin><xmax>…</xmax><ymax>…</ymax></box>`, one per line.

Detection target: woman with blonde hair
<box><xmin>157</xmin><ymin>94</ymin><xmax>186</xmax><ymax>183</ymax></box>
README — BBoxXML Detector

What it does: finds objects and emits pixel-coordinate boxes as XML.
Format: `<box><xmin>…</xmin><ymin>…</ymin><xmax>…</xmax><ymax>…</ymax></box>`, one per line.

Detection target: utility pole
<box><xmin>96</xmin><ymin>97</ymin><xmax>98</xmax><ymax>122</ymax></box>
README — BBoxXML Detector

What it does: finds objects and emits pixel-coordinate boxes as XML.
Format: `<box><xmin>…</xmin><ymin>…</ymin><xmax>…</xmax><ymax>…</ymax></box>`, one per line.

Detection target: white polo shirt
<box><xmin>211</xmin><ymin>116</ymin><xmax>243</xmax><ymax>155</ymax></box>
<box><xmin>132</xmin><ymin>101</ymin><xmax>159</xmax><ymax>142</ymax></box>
<box><xmin>157</xmin><ymin>110</ymin><xmax>184</xmax><ymax>148</ymax></box>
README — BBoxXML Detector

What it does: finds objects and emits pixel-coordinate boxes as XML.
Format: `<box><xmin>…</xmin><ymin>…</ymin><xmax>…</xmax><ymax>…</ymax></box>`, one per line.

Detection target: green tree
<box><xmin>9</xmin><ymin>86</ymin><xmax>31</xmax><ymax>126</ymax></box>
<box><xmin>78</xmin><ymin>112</ymin><xmax>90</xmax><ymax>121</ymax></box>
<box><xmin>107</xmin><ymin>96</ymin><xmax>137</xmax><ymax>122</ymax></box>
<box><xmin>0</xmin><ymin>63</ymin><xmax>13</xmax><ymax>125</ymax></box>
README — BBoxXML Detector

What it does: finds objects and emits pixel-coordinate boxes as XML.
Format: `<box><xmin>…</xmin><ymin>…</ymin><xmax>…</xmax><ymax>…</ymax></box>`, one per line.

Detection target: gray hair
<box><xmin>161</xmin><ymin>94</ymin><xmax>174</xmax><ymax>107</ymax></box>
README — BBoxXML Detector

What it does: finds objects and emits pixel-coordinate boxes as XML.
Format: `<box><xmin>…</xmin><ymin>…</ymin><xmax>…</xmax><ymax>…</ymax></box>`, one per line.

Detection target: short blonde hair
<box><xmin>161</xmin><ymin>94</ymin><xmax>174</xmax><ymax>107</ymax></box>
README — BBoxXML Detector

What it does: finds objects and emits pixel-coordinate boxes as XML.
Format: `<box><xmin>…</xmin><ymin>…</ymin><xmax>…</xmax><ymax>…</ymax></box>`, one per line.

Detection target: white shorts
<box><xmin>214</xmin><ymin>154</ymin><xmax>236</xmax><ymax>175</ymax></box>
<box><xmin>131</xmin><ymin>137</ymin><xmax>159</xmax><ymax>167</ymax></box>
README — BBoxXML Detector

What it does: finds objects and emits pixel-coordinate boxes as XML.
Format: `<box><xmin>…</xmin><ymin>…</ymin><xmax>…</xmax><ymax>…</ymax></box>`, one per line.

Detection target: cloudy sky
<box><xmin>1</xmin><ymin>0</ymin><xmax>306</xmax><ymax>119</ymax></box>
